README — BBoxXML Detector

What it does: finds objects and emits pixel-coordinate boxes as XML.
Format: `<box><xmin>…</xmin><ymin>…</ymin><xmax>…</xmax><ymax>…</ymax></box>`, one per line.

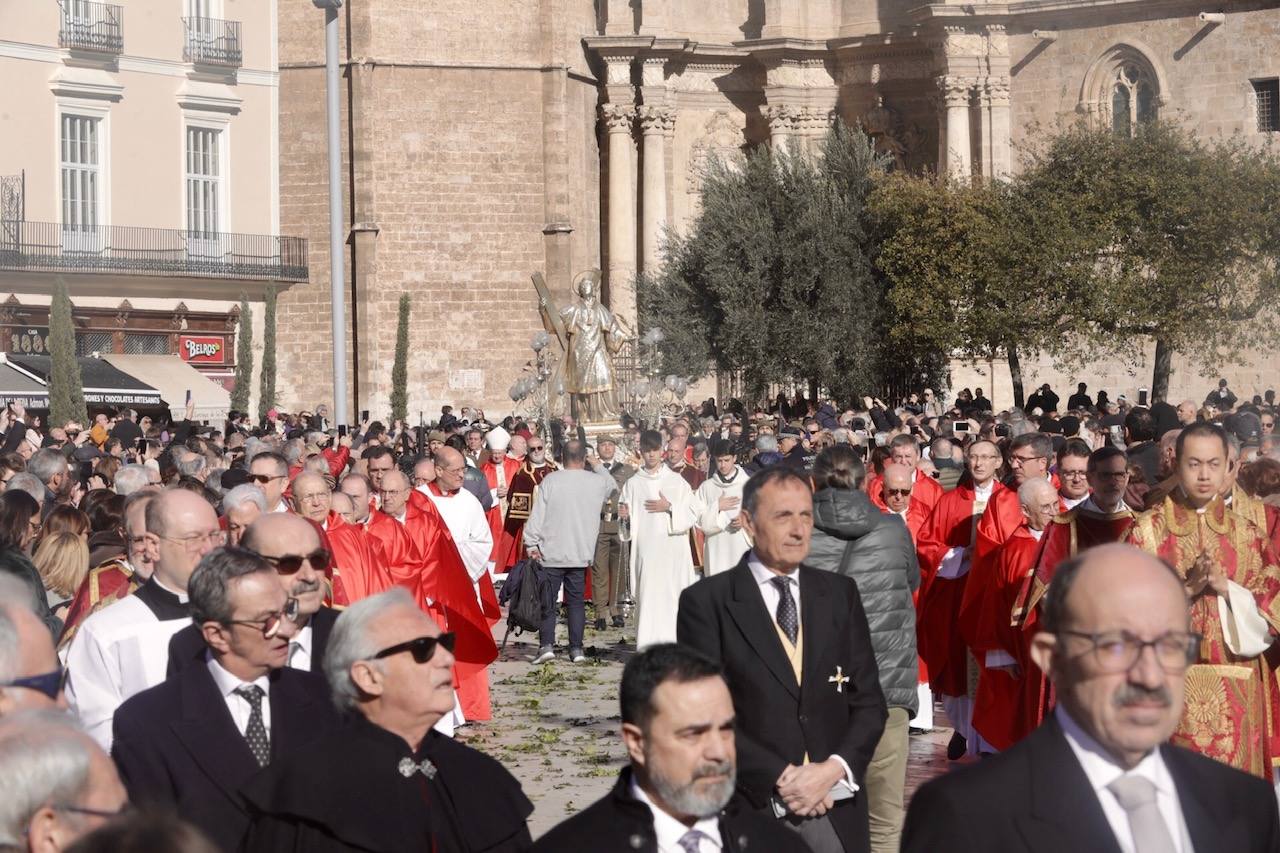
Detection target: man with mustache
<box><xmin>532</xmin><ymin>643</ymin><xmax>810</xmax><ymax>852</ymax></box>
<box><xmin>904</xmin><ymin>543</ymin><xmax>1280</xmax><ymax>852</ymax></box>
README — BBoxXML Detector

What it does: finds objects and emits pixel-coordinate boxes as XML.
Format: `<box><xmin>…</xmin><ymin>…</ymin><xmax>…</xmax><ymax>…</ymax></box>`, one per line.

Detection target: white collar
<box><xmin>1056</xmin><ymin>706</ymin><xmax>1175</xmax><ymax>801</ymax></box>
<box><xmin>205</xmin><ymin>652</ymin><xmax>271</xmax><ymax>700</ymax></box>
<box><xmin>1080</xmin><ymin>495</ymin><xmax>1129</xmax><ymax>514</ymax></box>
<box><xmin>629</xmin><ymin>777</ymin><xmax>723</xmax><ymax>852</ymax></box>
<box><xmin>747</xmin><ymin>551</ymin><xmax>799</xmax><ymax>590</ymax></box>
<box><xmin>1062</xmin><ymin>493</ymin><xmax>1090</xmax><ymax>510</ymax></box>
<box><xmin>1028</xmin><ymin>526</ymin><xmax>1044</xmax><ymax>541</ymax></box>
<box><xmin>973</xmin><ymin>480</ymin><xmax>995</xmax><ymax>501</ymax></box>
<box><xmin>153</xmin><ymin>575</ymin><xmax>190</xmax><ymax>603</ymax></box>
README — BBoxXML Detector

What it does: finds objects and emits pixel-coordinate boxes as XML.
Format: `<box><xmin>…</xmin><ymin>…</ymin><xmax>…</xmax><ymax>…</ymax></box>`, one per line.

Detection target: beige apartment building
<box><xmin>273</xmin><ymin>0</ymin><xmax>1280</xmax><ymax>421</ymax></box>
<box><xmin>0</xmin><ymin>0</ymin><xmax>306</xmax><ymax>420</ymax></box>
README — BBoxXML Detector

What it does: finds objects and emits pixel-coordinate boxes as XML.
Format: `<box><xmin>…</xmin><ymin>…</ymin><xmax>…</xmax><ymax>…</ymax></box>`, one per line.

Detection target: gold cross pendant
<box><xmin>829</xmin><ymin>666</ymin><xmax>849</xmax><ymax>693</ymax></box>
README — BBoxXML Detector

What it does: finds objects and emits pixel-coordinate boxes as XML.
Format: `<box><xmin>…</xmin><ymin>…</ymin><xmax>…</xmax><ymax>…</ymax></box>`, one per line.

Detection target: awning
<box><xmin>5</xmin><ymin>354</ymin><xmax>163</xmax><ymax>408</ymax></box>
<box><xmin>101</xmin><ymin>354</ymin><xmax>230</xmax><ymax>423</ymax></box>
<box><xmin>0</xmin><ymin>359</ymin><xmax>51</xmax><ymax>409</ymax></box>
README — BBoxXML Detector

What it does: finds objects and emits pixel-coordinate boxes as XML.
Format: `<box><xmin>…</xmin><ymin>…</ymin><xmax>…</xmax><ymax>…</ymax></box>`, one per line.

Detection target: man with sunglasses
<box><xmin>248</xmin><ymin>452</ymin><xmax>291</xmax><ymax>513</ymax></box>
<box><xmin>66</xmin><ymin>489</ymin><xmax>223</xmax><ymax>750</ymax></box>
<box><xmin>113</xmin><ymin>547</ymin><xmax>338</xmax><ymax>853</ymax></box>
<box><xmin>0</xmin><ymin>574</ymin><xmax>65</xmax><ymax>715</ymax></box>
<box><xmin>499</xmin><ymin>437</ymin><xmax>558</xmax><ymax>572</ymax></box>
<box><xmin>905</xmin><ymin>544</ymin><xmax>1280</xmax><ymax>853</ymax></box>
<box><xmin>241</xmin><ymin>587</ymin><xmax>533</xmax><ymax>852</ymax></box>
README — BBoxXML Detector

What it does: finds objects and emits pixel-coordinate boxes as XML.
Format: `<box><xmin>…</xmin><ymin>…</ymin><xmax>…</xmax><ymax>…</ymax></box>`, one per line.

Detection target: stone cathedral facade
<box><xmin>275</xmin><ymin>1</ymin><xmax>1280</xmax><ymax>417</ymax></box>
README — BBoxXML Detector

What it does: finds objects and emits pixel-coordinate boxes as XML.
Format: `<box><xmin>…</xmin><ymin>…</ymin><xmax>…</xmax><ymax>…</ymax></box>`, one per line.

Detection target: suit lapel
<box><xmin>310</xmin><ymin>607</ymin><xmax>337</xmax><ymax>666</ymax></box>
<box><xmin>1162</xmin><ymin>745</ymin><xmax>1244</xmax><ymax>852</ymax></box>
<box><xmin>171</xmin><ymin>664</ymin><xmax>260</xmax><ymax>807</ymax></box>
<box><xmin>268</xmin><ymin>670</ymin><xmax>326</xmax><ymax>758</ymax></box>
<box><xmin>798</xmin><ymin>567</ymin><xmax>830</xmax><ymax>700</ymax></box>
<box><xmin>1017</xmin><ymin>719</ymin><xmax>1123</xmax><ymax>853</ymax></box>
<box><xmin>724</xmin><ymin>560</ymin><xmax>799</xmax><ymax>700</ymax></box>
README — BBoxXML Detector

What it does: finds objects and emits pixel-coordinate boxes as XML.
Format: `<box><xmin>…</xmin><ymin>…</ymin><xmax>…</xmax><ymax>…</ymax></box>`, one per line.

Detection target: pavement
<box><xmin>457</xmin><ymin>611</ymin><xmax>961</xmax><ymax>839</ymax></box>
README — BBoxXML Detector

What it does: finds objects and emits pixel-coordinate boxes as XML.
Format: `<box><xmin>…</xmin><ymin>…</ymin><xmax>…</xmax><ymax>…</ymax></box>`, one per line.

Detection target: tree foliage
<box><xmin>230</xmin><ymin>294</ymin><xmax>253</xmax><ymax>415</ymax></box>
<box><xmin>256</xmin><ymin>285</ymin><xmax>277</xmax><ymax>422</ymax></box>
<box><xmin>639</xmin><ymin>124</ymin><xmax>928</xmax><ymax>402</ymax></box>
<box><xmin>390</xmin><ymin>293</ymin><xmax>410</xmax><ymax>423</ymax></box>
<box><xmin>48</xmin><ymin>278</ymin><xmax>87</xmax><ymax>427</ymax></box>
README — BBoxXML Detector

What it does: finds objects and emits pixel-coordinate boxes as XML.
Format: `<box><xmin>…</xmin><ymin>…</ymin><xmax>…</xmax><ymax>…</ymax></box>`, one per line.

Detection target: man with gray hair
<box><xmin>0</xmin><ymin>574</ymin><xmax>64</xmax><ymax>716</ymax></box>
<box><xmin>5</xmin><ymin>472</ymin><xmax>46</xmax><ymax>512</ymax></box>
<box><xmin>26</xmin><ymin>448</ymin><xmax>69</xmax><ymax>506</ymax></box>
<box><xmin>112</xmin><ymin>463</ymin><xmax>150</xmax><ymax>496</ymax></box>
<box><xmin>240</xmin><ymin>587</ymin><xmax>532</xmax><ymax>851</ymax></box>
<box><xmin>0</xmin><ymin>710</ymin><xmax>128</xmax><ymax>850</ymax></box>
<box><xmin>113</xmin><ymin>546</ymin><xmax>336</xmax><ymax>852</ymax></box>
<box><xmin>222</xmin><ymin>483</ymin><xmax>267</xmax><ymax>547</ymax></box>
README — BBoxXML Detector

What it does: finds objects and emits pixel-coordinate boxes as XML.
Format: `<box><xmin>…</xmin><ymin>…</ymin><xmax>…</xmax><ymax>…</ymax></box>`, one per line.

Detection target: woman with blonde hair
<box><xmin>33</xmin><ymin>530</ymin><xmax>90</xmax><ymax>622</ymax></box>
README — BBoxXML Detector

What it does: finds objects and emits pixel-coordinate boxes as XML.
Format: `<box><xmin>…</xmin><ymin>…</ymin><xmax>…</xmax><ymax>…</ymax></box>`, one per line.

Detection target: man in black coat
<box><xmin>903</xmin><ymin>543</ymin><xmax>1280</xmax><ymax>853</ymax></box>
<box><xmin>677</xmin><ymin>467</ymin><xmax>887</xmax><ymax>853</ymax></box>
<box><xmin>112</xmin><ymin>547</ymin><xmax>339</xmax><ymax>852</ymax></box>
<box><xmin>533</xmin><ymin>644</ymin><xmax>811</xmax><ymax>853</ymax></box>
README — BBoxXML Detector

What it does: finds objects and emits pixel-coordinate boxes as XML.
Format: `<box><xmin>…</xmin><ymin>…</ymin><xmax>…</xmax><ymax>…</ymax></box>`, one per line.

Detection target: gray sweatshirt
<box><xmin>522</xmin><ymin>467</ymin><xmax>618</xmax><ymax>567</ymax></box>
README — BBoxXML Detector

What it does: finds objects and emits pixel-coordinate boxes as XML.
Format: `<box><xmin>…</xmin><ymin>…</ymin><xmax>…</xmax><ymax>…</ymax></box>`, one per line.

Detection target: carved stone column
<box><xmin>985</xmin><ymin>78</ymin><xmax>1012</xmax><ymax>180</ymax></box>
<box><xmin>939</xmin><ymin>76</ymin><xmax>973</xmax><ymax>179</ymax></box>
<box><xmin>602</xmin><ymin>103</ymin><xmax>638</xmax><ymax>324</ymax></box>
<box><xmin>765</xmin><ymin>104</ymin><xmax>797</xmax><ymax>152</ymax></box>
<box><xmin>637</xmin><ymin>105</ymin><xmax>672</xmax><ymax>275</ymax></box>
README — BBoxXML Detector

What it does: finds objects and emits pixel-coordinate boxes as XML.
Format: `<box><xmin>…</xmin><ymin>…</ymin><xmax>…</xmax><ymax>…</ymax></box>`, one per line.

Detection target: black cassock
<box><xmin>241</xmin><ymin>714</ymin><xmax>533</xmax><ymax>852</ymax></box>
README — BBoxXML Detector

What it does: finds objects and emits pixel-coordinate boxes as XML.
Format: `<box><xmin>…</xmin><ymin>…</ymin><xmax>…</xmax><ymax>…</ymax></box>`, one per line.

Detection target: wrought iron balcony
<box><xmin>183</xmin><ymin>16</ymin><xmax>242</xmax><ymax>67</ymax></box>
<box><xmin>0</xmin><ymin>221</ymin><xmax>307</xmax><ymax>283</ymax></box>
<box><xmin>59</xmin><ymin>1</ymin><xmax>124</xmax><ymax>54</ymax></box>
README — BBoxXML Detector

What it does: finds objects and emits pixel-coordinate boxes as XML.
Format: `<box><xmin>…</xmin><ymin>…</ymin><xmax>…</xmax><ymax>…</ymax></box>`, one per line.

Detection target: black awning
<box><xmin>6</xmin><ymin>354</ymin><xmax>163</xmax><ymax>407</ymax></box>
<box><xmin>0</xmin><ymin>361</ymin><xmax>50</xmax><ymax>409</ymax></box>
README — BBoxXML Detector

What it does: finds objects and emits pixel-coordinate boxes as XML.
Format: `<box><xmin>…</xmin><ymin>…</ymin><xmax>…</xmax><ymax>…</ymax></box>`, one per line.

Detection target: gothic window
<box><xmin>1111</xmin><ymin>63</ymin><xmax>1158</xmax><ymax>137</ymax></box>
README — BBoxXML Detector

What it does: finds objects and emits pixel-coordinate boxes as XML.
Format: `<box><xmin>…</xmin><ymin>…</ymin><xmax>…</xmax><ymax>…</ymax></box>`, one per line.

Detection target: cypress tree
<box><xmin>48</xmin><ymin>278</ymin><xmax>88</xmax><ymax>427</ymax></box>
<box><xmin>390</xmin><ymin>293</ymin><xmax>410</xmax><ymax>423</ymax></box>
<box><xmin>229</xmin><ymin>294</ymin><xmax>253</xmax><ymax>415</ymax></box>
<box><xmin>256</xmin><ymin>284</ymin><xmax>277</xmax><ymax>422</ymax></box>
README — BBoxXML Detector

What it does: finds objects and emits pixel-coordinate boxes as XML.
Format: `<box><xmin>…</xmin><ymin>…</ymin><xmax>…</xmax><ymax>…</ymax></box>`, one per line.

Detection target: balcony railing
<box><xmin>183</xmin><ymin>16</ymin><xmax>242</xmax><ymax>67</ymax></box>
<box><xmin>0</xmin><ymin>221</ymin><xmax>307</xmax><ymax>283</ymax></box>
<box><xmin>59</xmin><ymin>1</ymin><xmax>124</xmax><ymax>54</ymax></box>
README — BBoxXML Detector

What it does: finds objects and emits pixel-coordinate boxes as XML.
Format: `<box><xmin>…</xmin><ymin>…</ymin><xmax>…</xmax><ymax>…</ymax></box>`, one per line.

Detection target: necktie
<box><xmin>1108</xmin><ymin>774</ymin><xmax>1175</xmax><ymax>853</ymax></box>
<box><xmin>235</xmin><ymin>684</ymin><xmax>270</xmax><ymax>768</ymax></box>
<box><xmin>771</xmin><ymin>576</ymin><xmax>798</xmax><ymax>645</ymax></box>
<box><xmin>678</xmin><ymin>829</ymin><xmax>706</xmax><ymax>853</ymax></box>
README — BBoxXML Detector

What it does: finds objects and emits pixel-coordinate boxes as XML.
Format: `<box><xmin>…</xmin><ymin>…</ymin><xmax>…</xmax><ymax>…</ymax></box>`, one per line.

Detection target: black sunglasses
<box><xmin>373</xmin><ymin>633</ymin><xmax>456</xmax><ymax>664</ymax></box>
<box><xmin>3</xmin><ymin>666</ymin><xmax>65</xmax><ymax>701</ymax></box>
<box><xmin>262</xmin><ymin>549</ymin><xmax>330</xmax><ymax>575</ymax></box>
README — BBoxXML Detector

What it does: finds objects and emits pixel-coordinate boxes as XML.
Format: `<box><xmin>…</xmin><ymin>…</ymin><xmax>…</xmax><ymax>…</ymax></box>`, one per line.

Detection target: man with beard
<box><xmin>499</xmin><ymin>437</ymin><xmax>558</xmax><ymax>569</ymax></box>
<box><xmin>532</xmin><ymin>644</ymin><xmax>810</xmax><ymax>852</ymax></box>
<box><xmin>241</xmin><ymin>588</ymin><xmax>533</xmax><ymax>852</ymax></box>
<box><xmin>114</xmin><ymin>547</ymin><xmax>337</xmax><ymax>852</ymax></box>
<box><xmin>696</xmin><ymin>441</ymin><xmax>751</xmax><ymax>576</ymax></box>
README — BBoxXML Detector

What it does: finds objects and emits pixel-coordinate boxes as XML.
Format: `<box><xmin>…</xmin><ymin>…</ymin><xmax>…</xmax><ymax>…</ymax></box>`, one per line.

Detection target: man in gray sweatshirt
<box><xmin>522</xmin><ymin>440</ymin><xmax>618</xmax><ymax>664</ymax></box>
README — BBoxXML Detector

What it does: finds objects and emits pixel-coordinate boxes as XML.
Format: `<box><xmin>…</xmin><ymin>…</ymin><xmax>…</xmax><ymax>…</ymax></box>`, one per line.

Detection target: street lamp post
<box><xmin>313</xmin><ymin>0</ymin><xmax>347</xmax><ymax>426</ymax></box>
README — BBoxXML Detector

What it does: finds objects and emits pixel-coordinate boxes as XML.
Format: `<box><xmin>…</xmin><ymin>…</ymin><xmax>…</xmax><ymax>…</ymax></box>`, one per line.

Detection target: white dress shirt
<box><xmin>288</xmin><ymin>623</ymin><xmax>313</xmax><ymax>672</ymax></box>
<box><xmin>1056</xmin><ymin>707</ymin><xmax>1192</xmax><ymax>853</ymax></box>
<box><xmin>630</xmin><ymin>778</ymin><xmax>723</xmax><ymax>853</ymax></box>
<box><xmin>205</xmin><ymin>654</ymin><xmax>273</xmax><ymax>738</ymax></box>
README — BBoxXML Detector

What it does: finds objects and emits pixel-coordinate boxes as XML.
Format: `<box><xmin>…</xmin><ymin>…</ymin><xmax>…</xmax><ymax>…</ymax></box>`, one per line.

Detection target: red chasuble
<box><xmin>323</xmin><ymin>511</ymin><xmax>394</xmax><ymax>605</ymax></box>
<box><xmin>869</xmin><ymin>471</ymin><xmax>944</xmax><ymax>518</ymax></box>
<box><xmin>499</xmin><ymin>462</ymin><xmax>558</xmax><ymax>569</ymax></box>
<box><xmin>916</xmin><ymin>481</ymin><xmax>1005</xmax><ymax>697</ymax></box>
<box><xmin>364</xmin><ymin>510</ymin><xmax>421</xmax><ymax>601</ymax></box>
<box><xmin>481</xmin><ymin>457</ymin><xmax>521</xmax><ymax>565</ymax></box>
<box><xmin>1126</xmin><ymin>494</ymin><xmax>1280</xmax><ymax>778</ymax></box>
<box><xmin>59</xmin><ymin>559</ymin><xmax>139</xmax><ymax>649</ymax></box>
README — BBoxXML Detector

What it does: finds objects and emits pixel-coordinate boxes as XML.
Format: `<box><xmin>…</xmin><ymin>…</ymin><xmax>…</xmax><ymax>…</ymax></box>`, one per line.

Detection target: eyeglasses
<box><xmin>372</xmin><ymin>632</ymin><xmax>456</xmax><ymax>664</ymax></box>
<box><xmin>1059</xmin><ymin>629</ymin><xmax>1202</xmax><ymax>674</ymax></box>
<box><xmin>1</xmin><ymin>666</ymin><xmax>65</xmax><ymax>701</ymax></box>
<box><xmin>54</xmin><ymin>803</ymin><xmax>131</xmax><ymax>820</ymax></box>
<box><xmin>226</xmin><ymin>597</ymin><xmax>300</xmax><ymax>639</ymax></box>
<box><xmin>1011</xmin><ymin>454</ymin><xmax>1045</xmax><ymax>464</ymax></box>
<box><xmin>249</xmin><ymin>473</ymin><xmax>286</xmax><ymax>484</ymax></box>
<box><xmin>261</xmin><ymin>549</ymin><xmax>330</xmax><ymax>575</ymax></box>
<box><xmin>439</xmin><ymin>466</ymin><xmax>466</xmax><ymax>475</ymax></box>
<box><xmin>378</xmin><ymin>487</ymin><xmax>408</xmax><ymax>497</ymax></box>
<box><xmin>528</xmin><ymin>445</ymin><xmax>545</xmax><ymax>451</ymax></box>
<box><xmin>1059</xmin><ymin>470</ymin><xmax>1089</xmax><ymax>480</ymax></box>
<box><xmin>884</xmin><ymin>488</ymin><xmax>912</xmax><ymax>498</ymax></box>
<box><xmin>158</xmin><ymin>530</ymin><xmax>227</xmax><ymax>551</ymax></box>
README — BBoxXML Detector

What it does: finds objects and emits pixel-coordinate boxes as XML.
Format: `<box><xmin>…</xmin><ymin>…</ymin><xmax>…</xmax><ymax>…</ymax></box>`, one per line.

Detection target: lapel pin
<box><xmin>829</xmin><ymin>666</ymin><xmax>849</xmax><ymax>693</ymax></box>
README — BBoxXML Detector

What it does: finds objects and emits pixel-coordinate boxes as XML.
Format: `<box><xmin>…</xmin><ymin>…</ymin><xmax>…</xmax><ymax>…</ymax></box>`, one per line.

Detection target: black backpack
<box><xmin>500</xmin><ymin>558</ymin><xmax>546</xmax><ymax>648</ymax></box>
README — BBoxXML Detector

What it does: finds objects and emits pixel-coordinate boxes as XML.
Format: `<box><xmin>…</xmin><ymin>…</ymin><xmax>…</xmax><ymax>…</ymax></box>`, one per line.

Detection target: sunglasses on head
<box><xmin>2</xmin><ymin>666</ymin><xmax>65</xmax><ymax>701</ymax></box>
<box><xmin>262</xmin><ymin>549</ymin><xmax>330</xmax><ymax>575</ymax></box>
<box><xmin>373</xmin><ymin>632</ymin><xmax>456</xmax><ymax>664</ymax></box>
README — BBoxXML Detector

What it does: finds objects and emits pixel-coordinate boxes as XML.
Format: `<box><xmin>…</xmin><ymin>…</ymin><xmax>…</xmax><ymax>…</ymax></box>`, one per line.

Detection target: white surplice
<box><xmin>619</xmin><ymin>466</ymin><xmax>703</xmax><ymax>648</ymax></box>
<box><xmin>696</xmin><ymin>466</ymin><xmax>751</xmax><ymax>576</ymax></box>
<box><xmin>419</xmin><ymin>485</ymin><xmax>494</xmax><ymax>583</ymax></box>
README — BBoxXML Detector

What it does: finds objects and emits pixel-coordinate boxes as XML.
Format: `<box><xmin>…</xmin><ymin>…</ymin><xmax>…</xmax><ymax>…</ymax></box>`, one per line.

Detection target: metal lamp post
<box><xmin>312</xmin><ymin>0</ymin><xmax>347</xmax><ymax>426</ymax></box>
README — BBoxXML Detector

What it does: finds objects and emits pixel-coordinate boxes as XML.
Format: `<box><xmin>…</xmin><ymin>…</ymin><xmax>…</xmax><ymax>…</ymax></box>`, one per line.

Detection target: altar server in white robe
<box><xmin>618</xmin><ymin>430</ymin><xmax>704</xmax><ymax>648</ymax></box>
<box><xmin>697</xmin><ymin>441</ymin><xmax>752</xmax><ymax>576</ymax></box>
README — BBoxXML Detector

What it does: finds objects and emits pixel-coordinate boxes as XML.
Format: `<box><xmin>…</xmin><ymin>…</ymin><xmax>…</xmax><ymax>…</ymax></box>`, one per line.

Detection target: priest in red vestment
<box><xmin>666</xmin><ymin>436</ymin><xmax>707</xmax><ymax>569</ymax></box>
<box><xmin>292</xmin><ymin>472</ymin><xmax>393</xmax><ymax>605</ymax></box>
<box><xmin>499</xmin><ymin>439</ymin><xmax>558</xmax><ymax>569</ymax></box>
<box><xmin>341</xmin><ymin>472</ymin><xmax>421</xmax><ymax>601</ymax></box>
<box><xmin>916</xmin><ymin>439</ymin><xmax>1004</xmax><ymax>758</ymax></box>
<box><xmin>1010</xmin><ymin>446</ymin><xmax>1135</xmax><ymax>742</ymax></box>
<box><xmin>1125</xmin><ymin>422</ymin><xmax>1280</xmax><ymax>778</ymax></box>
<box><xmin>881</xmin><ymin>463</ymin><xmax>931</xmax><ymax>730</ymax></box>
<box><xmin>480</xmin><ymin>427</ymin><xmax>520</xmax><ymax>569</ymax></box>
<box><xmin>960</xmin><ymin>478</ymin><xmax>1058</xmax><ymax>752</ymax></box>
<box><xmin>869</xmin><ymin>434</ymin><xmax>944</xmax><ymax>518</ymax></box>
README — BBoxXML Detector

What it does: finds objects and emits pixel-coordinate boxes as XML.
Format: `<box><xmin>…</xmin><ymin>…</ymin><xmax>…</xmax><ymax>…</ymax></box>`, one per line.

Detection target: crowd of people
<box><xmin>1</xmin><ymin>375</ymin><xmax>1280</xmax><ymax>852</ymax></box>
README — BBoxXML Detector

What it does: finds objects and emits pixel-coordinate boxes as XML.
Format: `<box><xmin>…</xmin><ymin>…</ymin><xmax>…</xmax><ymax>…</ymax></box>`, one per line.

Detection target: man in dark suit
<box><xmin>168</xmin><ymin>512</ymin><xmax>338</xmax><ymax>676</ymax></box>
<box><xmin>903</xmin><ymin>543</ymin><xmax>1280</xmax><ymax>853</ymax></box>
<box><xmin>533</xmin><ymin>643</ymin><xmax>811</xmax><ymax>852</ymax></box>
<box><xmin>677</xmin><ymin>467</ymin><xmax>887</xmax><ymax>853</ymax></box>
<box><xmin>112</xmin><ymin>546</ymin><xmax>339</xmax><ymax>852</ymax></box>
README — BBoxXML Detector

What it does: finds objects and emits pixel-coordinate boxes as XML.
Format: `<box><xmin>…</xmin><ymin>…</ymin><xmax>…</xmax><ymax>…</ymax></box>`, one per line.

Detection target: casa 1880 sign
<box><xmin>179</xmin><ymin>335</ymin><xmax>225</xmax><ymax>364</ymax></box>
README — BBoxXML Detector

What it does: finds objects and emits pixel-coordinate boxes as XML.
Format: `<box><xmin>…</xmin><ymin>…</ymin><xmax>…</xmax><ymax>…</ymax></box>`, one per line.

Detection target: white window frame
<box><xmin>55</xmin><ymin>100</ymin><xmax>111</xmax><ymax>253</ymax></box>
<box><xmin>182</xmin><ymin>114</ymin><xmax>231</xmax><ymax>260</ymax></box>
